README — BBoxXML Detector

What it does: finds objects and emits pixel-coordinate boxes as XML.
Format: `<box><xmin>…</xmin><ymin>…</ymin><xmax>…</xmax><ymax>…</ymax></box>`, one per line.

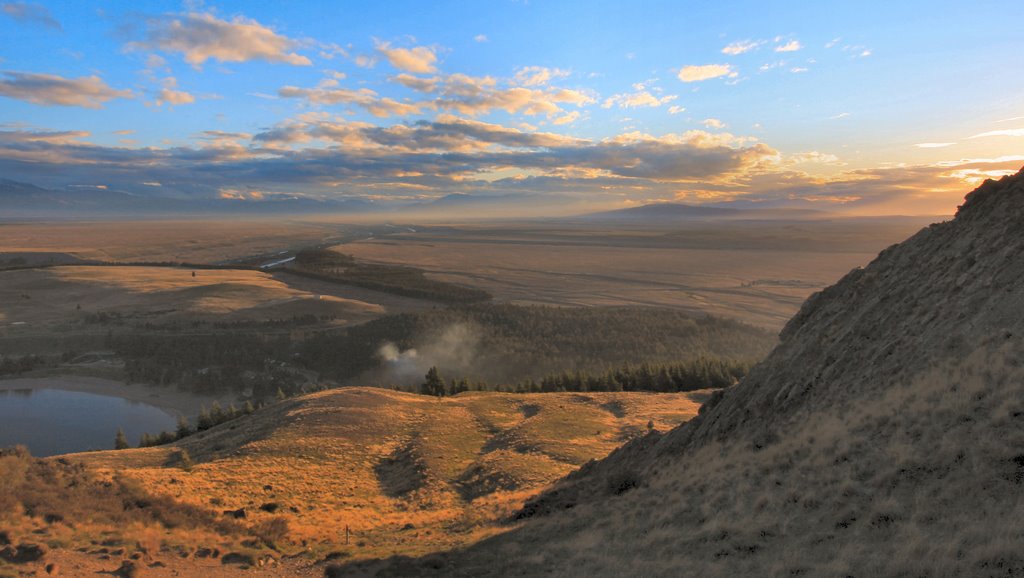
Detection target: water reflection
<box><xmin>0</xmin><ymin>387</ymin><xmax>177</xmax><ymax>456</ymax></box>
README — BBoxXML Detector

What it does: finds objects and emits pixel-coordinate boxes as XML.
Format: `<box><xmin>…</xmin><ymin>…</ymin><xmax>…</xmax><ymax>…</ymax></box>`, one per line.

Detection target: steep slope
<box><xmin>339</xmin><ymin>170</ymin><xmax>1024</xmax><ymax>576</ymax></box>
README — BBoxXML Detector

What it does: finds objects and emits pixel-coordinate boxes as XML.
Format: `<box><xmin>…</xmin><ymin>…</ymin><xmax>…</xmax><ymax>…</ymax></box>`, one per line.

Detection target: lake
<box><xmin>0</xmin><ymin>387</ymin><xmax>178</xmax><ymax>456</ymax></box>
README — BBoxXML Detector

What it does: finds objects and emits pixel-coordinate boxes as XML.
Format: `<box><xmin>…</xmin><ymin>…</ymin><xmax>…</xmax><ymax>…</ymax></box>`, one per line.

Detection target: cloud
<box><xmin>389</xmin><ymin>72</ymin><xmax>595</xmax><ymax>117</ymax></box>
<box><xmin>915</xmin><ymin>142</ymin><xmax>956</xmax><ymax>148</ymax></box>
<box><xmin>1</xmin><ymin>2</ymin><xmax>60</xmax><ymax>30</ymax></box>
<box><xmin>968</xmin><ymin>128</ymin><xmax>1024</xmax><ymax>139</ymax></box>
<box><xmin>774</xmin><ymin>40</ymin><xmax>802</xmax><ymax>52</ymax></box>
<box><xmin>154</xmin><ymin>77</ymin><xmax>195</xmax><ymax>107</ymax></box>
<box><xmin>702</xmin><ymin>118</ymin><xmax>725</xmax><ymax>129</ymax></box>
<box><xmin>677</xmin><ymin>64</ymin><xmax>737</xmax><ymax>82</ymax></box>
<box><xmin>391</xmin><ymin>73</ymin><xmax>440</xmax><ymax>93</ymax></box>
<box><xmin>829</xmin><ymin>112</ymin><xmax>851</xmax><ymax>120</ymax></box>
<box><xmin>721</xmin><ymin>40</ymin><xmax>762</xmax><ymax>55</ymax></box>
<box><xmin>790</xmin><ymin>67</ymin><xmax>808</xmax><ymax>73</ymax></box>
<box><xmin>474</xmin><ymin>34</ymin><xmax>488</xmax><ymax>42</ymax></box>
<box><xmin>278</xmin><ymin>78</ymin><xmax>427</xmax><ymax>118</ymax></box>
<box><xmin>375</xmin><ymin>41</ymin><xmax>438</xmax><ymax>74</ymax></box>
<box><xmin>0</xmin><ymin>71</ymin><xmax>133</xmax><ymax>108</ymax></box>
<box><xmin>129</xmin><ymin>11</ymin><xmax>311</xmax><ymax>67</ymax></box>
<box><xmin>6</xmin><ymin>121</ymin><xmax>1014</xmax><ymax>216</ymax></box>
<box><xmin>514</xmin><ymin>66</ymin><xmax>570</xmax><ymax>87</ymax></box>
<box><xmin>602</xmin><ymin>90</ymin><xmax>677</xmax><ymax>109</ymax></box>
<box><xmin>552</xmin><ymin>111</ymin><xmax>580</xmax><ymax>125</ymax></box>
<box><xmin>283</xmin><ymin>72</ymin><xmax>594</xmax><ymax>119</ymax></box>
<box><xmin>354</xmin><ymin>54</ymin><xmax>377</xmax><ymax>68</ymax></box>
<box><xmin>668</xmin><ymin>105</ymin><xmax>685</xmax><ymax>115</ymax></box>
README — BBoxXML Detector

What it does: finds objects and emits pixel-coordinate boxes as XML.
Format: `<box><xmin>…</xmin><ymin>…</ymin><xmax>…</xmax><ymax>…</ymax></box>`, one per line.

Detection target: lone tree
<box><xmin>420</xmin><ymin>366</ymin><xmax>446</xmax><ymax>397</ymax></box>
<box><xmin>114</xmin><ymin>428</ymin><xmax>129</xmax><ymax>450</ymax></box>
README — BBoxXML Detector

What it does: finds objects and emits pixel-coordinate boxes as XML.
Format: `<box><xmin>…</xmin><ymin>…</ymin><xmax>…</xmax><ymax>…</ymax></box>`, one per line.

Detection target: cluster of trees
<box><xmin>109</xmin><ymin>333</ymin><xmax>303</xmax><ymax>397</ymax></box>
<box><xmin>289</xmin><ymin>248</ymin><xmax>492</xmax><ymax>304</ymax></box>
<box><xmin>415</xmin><ymin>358</ymin><xmax>750</xmax><ymax>396</ymax></box>
<box><xmin>132</xmin><ymin>400</ymin><xmax>256</xmax><ymax>449</ymax></box>
<box><xmin>515</xmin><ymin>358</ymin><xmax>748</xmax><ymax>393</ymax></box>
<box><xmin>106</xmin><ymin>303</ymin><xmax>773</xmax><ymax>397</ymax></box>
<box><xmin>0</xmin><ymin>354</ymin><xmax>45</xmax><ymax>376</ymax></box>
<box><xmin>301</xmin><ymin>303</ymin><xmax>774</xmax><ymax>386</ymax></box>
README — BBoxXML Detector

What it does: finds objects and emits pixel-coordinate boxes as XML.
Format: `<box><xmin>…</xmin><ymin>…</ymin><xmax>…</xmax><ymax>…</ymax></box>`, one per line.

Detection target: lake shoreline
<box><xmin>0</xmin><ymin>375</ymin><xmax>235</xmax><ymax>418</ymax></box>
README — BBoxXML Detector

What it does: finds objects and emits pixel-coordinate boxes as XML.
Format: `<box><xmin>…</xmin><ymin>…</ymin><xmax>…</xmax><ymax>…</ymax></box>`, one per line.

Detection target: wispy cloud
<box><xmin>677</xmin><ymin>64</ymin><xmax>737</xmax><ymax>82</ymax></box>
<box><xmin>128</xmin><ymin>11</ymin><xmax>311</xmax><ymax>67</ymax></box>
<box><xmin>721</xmin><ymin>39</ymin><xmax>763</xmax><ymax>55</ymax></box>
<box><xmin>474</xmin><ymin>34</ymin><xmax>488</xmax><ymax>43</ymax></box>
<box><xmin>514</xmin><ymin>66</ymin><xmax>570</xmax><ymax>87</ymax></box>
<box><xmin>915</xmin><ymin>142</ymin><xmax>956</xmax><ymax>148</ymax></box>
<box><xmin>0</xmin><ymin>71</ymin><xmax>133</xmax><ymax>108</ymax></box>
<box><xmin>1</xmin><ymin>2</ymin><xmax>60</xmax><ymax>30</ymax></box>
<box><xmin>602</xmin><ymin>90</ymin><xmax>677</xmax><ymax>109</ymax></box>
<box><xmin>702</xmin><ymin>118</ymin><xmax>726</xmax><ymax>129</ymax></box>
<box><xmin>830</xmin><ymin>112</ymin><xmax>851</xmax><ymax>120</ymax></box>
<box><xmin>774</xmin><ymin>39</ymin><xmax>802</xmax><ymax>52</ymax></box>
<box><xmin>969</xmin><ymin>128</ymin><xmax>1024</xmax><ymax>139</ymax></box>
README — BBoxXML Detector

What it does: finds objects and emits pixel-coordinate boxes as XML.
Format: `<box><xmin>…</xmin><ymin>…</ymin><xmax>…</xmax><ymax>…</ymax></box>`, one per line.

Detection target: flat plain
<box><xmin>338</xmin><ymin>217</ymin><xmax>936</xmax><ymax>328</ymax></box>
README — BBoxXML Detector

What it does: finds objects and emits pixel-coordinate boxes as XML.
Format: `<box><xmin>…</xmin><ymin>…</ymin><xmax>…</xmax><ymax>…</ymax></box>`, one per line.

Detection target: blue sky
<box><xmin>1</xmin><ymin>0</ymin><xmax>1022</xmax><ymax>215</ymax></box>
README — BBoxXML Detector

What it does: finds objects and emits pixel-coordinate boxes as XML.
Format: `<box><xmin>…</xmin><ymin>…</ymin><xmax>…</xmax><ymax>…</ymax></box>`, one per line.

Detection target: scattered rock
<box><xmin>113</xmin><ymin>560</ymin><xmax>139</xmax><ymax>578</ymax></box>
<box><xmin>222</xmin><ymin>507</ymin><xmax>246</xmax><ymax>519</ymax></box>
<box><xmin>323</xmin><ymin>551</ymin><xmax>349</xmax><ymax>562</ymax></box>
<box><xmin>0</xmin><ymin>543</ymin><xmax>47</xmax><ymax>563</ymax></box>
<box><xmin>45</xmin><ymin>562</ymin><xmax>59</xmax><ymax>575</ymax></box>
<box><xmin>43</xmin><ymin>513</ymin><xmax>64</xmax><ymax>524</ymax></box>
<box><xmin>259</xmin><ymin>502</ymin><xmax>279</xmax><ymax>513</ymax></box>
<box><xmin>221</xmin><ymin>552</ymin><xmax>256</xmax><ymax>566</ymax></box>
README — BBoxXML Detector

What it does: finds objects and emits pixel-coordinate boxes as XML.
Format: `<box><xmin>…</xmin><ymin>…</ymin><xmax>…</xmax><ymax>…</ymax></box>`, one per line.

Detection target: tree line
<box><xmin>415</xmin><ymin>357</ymin><xmax>751</xmax><ymax>396</ymax></box>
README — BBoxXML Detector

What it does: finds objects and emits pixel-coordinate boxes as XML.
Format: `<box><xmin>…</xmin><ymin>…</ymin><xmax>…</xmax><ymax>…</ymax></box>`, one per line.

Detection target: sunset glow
<box><xmin>1</xmin><ymin>0</ymin><xmax>1022</xmax><ymax>215</ymax></box>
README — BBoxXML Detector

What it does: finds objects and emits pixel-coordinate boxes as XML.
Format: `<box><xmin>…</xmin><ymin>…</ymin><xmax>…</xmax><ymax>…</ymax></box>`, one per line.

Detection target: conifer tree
<box><xmin>420</xmin><ymin>366</ymin><xmax>446</xmax><ymax>397</ymax></box>
<box><xmin>114</xmin><ymin>428</ymin><xmax>129</xmax><ymax>450</ymax></box>
<box><xmin>176</xmin><ymin>415</ymin><xmax>191</xmax><ymax>439</ymax></box>
<box><xmin>197</xmin><ymin>406</ymin><xmax>212</xmax><ymax>430</ymax></box>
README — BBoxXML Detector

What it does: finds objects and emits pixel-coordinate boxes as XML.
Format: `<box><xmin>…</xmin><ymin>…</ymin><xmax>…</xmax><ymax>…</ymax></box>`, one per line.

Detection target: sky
<box><xmin>0</xmin><ymin>0</ymin><xmax>1022</xmax><ymax>216</ymax></box>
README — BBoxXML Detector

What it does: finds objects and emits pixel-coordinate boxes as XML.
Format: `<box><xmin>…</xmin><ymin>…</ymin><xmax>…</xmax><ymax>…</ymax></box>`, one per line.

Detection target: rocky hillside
<box><xmin>339</xmin><ymin>170</ymin><xmax>1024</xmax><ymax>576</ymax></box>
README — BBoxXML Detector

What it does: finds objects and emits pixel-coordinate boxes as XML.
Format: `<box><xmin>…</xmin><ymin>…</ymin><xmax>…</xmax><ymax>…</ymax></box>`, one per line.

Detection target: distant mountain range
<box><xmin>0</xmin><ymin>178</ymin><xmax>834</xmax><ymax>220</ymax></box>
<box><xmin>576</xmin><ymin>201</ymin><xmax>830</xmax><ymax>222</ymax></box>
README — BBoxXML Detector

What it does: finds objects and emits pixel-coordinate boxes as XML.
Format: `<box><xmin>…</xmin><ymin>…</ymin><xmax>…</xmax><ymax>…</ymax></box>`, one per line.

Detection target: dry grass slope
<box><xmin>64</xmin><ymin>387</ymin><xmax>707</xmax><ymax>564</ymax></box>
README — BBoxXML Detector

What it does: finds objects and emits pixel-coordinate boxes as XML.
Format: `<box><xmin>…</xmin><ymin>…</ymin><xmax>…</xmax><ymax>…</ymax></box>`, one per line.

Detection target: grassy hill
<box><xmin>1</xmin><ymin>387</ymin><xmax>710</xmax><ymax>574</ymax></box>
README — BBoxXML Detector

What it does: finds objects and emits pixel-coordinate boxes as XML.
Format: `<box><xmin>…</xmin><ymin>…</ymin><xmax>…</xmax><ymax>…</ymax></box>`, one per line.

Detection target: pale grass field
<box><xmin>0</xmin><ymin>266</ymin><xmax>385</xmax><ymax>329</ymax></box>
<box><xmin>68</xmin><ymin>387</ymin><xmax>708</xmax><ymax>563</ymax></box>
<box><xmin>338</xmin><ymin>220</ymin><xmax>931</xmax><ymax>329</ymax></box>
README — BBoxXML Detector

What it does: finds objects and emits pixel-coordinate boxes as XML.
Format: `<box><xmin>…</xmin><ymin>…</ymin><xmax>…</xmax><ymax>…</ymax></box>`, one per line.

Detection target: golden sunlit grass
<box><xmin>68</xmin><ymin>387</ymin><xmax>707</xmax><ymax>562</ymax></box>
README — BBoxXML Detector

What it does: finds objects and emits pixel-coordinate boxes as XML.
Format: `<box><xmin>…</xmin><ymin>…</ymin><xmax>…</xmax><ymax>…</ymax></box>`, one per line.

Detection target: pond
<box><xmin>0</xmin><ymin>387</ymin><xmax>178</xmax><ymax>457</ymax></box>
